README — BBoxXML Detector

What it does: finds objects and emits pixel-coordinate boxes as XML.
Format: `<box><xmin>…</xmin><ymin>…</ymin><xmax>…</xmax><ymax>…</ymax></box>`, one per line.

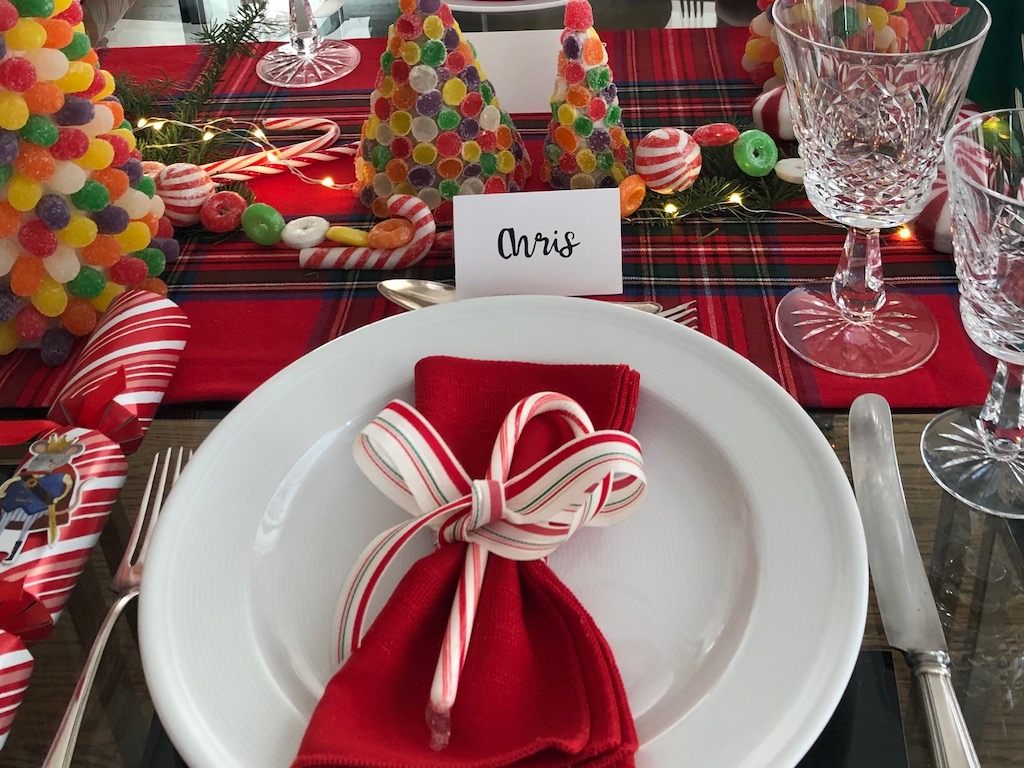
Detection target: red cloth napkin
<box><xmin>292</xmin><ymin>356</ymin><xmax>641</xmax><ymax>768</ymax></box>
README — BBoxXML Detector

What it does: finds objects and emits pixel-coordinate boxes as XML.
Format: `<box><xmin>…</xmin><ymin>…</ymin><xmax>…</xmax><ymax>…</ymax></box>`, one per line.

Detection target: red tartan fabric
<box><xmin>0</xmin><ymin>28</ymin><xmax>993</xmax><ymax>410</ymax></box>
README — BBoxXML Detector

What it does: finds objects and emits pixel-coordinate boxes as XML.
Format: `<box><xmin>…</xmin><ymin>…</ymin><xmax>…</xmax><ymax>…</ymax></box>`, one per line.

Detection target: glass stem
<box><xmin>831</xmin><ymin>227</ymin><xmax>886</xmax><ymax>322</ymax></box>
<box><xmin>977</xmin><ymin>361</ymin><xmax>1024</xmax><ymax>461</ymax></box>
<box><xmin>289</xmin><ymin>0</ymin><xmax>320</xmax><ymax>53</ymax></box>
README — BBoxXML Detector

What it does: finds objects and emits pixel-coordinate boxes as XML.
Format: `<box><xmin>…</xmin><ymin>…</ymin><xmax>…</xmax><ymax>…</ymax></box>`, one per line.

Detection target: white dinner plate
<box><xmin>140</xmin><ymin>296</ymin><xmax>867</xmax><ymax>768</ymax></box>
<box><xmin>446</xmin><ymin>0</ymin><xmax>568</xmax><ymax>14</ymax></box>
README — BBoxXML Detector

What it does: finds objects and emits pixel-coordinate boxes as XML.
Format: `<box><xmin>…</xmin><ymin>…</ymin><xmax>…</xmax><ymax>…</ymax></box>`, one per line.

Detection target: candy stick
<box><xmin>299</xmin><ymin>195</ymin><xmax>435</xmax><ymax>271</ymax></box>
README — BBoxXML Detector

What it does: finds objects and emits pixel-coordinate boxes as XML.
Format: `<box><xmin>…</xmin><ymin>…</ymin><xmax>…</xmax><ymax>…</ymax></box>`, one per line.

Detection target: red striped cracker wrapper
<box><xmin>0</xmin><ymin>576</ymin><xmax>55</xmax><ymax>748</ymax></box>
<box><xmin>49</xmin><ymin>290</ymin><xmax>191</xmax><ymax>456</ymax></box>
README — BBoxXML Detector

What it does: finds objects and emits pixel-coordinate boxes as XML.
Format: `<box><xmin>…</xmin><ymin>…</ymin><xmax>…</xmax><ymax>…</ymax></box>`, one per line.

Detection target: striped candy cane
<box><xmin>201</xmin><ymin>117</ymin><xmax>356</xmax><ymax>183</ymax></box>
<box><xmin>299</xmin><ymin>195</ymin><xmax>435</xmax><ymax>271</ymax></box>
<box><xmin>335</xmin><ymin>392</ymin><xmax>647</xmax><ymax>749</ymax></box>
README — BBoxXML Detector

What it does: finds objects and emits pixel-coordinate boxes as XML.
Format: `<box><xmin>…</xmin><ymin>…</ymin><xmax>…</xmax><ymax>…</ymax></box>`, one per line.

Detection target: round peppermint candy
<box><xmin>634</xmin><ymin>128</ymin><xmax>701</xmax><ymax>193</ymax></box>
<box><xmin>154</xmin><ymin>162</ymin><xmax>216</xmax><ymax>227</ymax></box>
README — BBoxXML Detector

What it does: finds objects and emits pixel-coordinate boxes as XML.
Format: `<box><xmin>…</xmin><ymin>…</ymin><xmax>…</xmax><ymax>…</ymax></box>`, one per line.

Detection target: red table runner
<box><xmin>0</xmin><ymin>27</ymin><xmax>994</xmax><ymax>410</ymax></box>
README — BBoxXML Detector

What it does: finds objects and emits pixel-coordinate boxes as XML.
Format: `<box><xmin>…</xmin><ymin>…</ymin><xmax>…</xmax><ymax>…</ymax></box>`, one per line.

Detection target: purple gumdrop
<box><xmin>0</xmin><ymin>38</ymin><xmax>6</xmax><ymax>60</ymax></box>
<box><xmin>508</xmin><ymin>181</ymin><xmax>520</xmax><ymax>193</ymax></box>
<box><xmin>0</xmin><ymin>287</ymin><xmax>19</xmax><ymax>322</ymax></box>
<box><xmin>463</xmin><ymin>162</ymin><xmax>482</xmax><ymax>178</ymax></box>
<box><xmin>361</xmin><ymin>140</ymin><xmax>372</xmax><ymax>160</ymax></box>
<box><xmin>550</xmin><ymin>169</ymin><xmax>571</xmax><ymax>189</ymax></box>
<box><xmin>91</xmin><ymin>205</ymin><xmax>130</xmax><ymax>234</ymax></box>
<box><xmin>599</xmin><ymin>175</ymin><xmax>618</xmax><ymax>188</ymax></box>
<box><xmin>462</xmin><ymin>66</ymin><xmax>480</xmax><ymax>90</ymax></box>
<box><xmin>359</xmin><ymin>184</ymin><xmax>375</xmax><ymax>208</ymax></box>
<box><xmin>443</xmin><ymin>27</ymin><xmax>460</xmax><ymax>51</ymax></box>
<box><xmin>456</xmin><ymin>119</ymin><xmax>479</xmax><ymax>140</ymax></box>
<box><xmin>419</xmin><ymin>0</ymin><xmax>440</xmax><ymax>12</ymax></box>
<box><xmin>416</xmin><ymin>90</ymin><xmax>443</xmax><ymax>116</ymax></box>
<box><xmin>0</xmin><ymin>130</ymin><xmax>18</xmax><ymax>165</ymax></box>
<box><xmin>149</xmin><ymin>236</ymin><xmax>180</xmax><ymax>264</ymax></box>
<box><xmin>35</xmin><ymin>194</ymin><xmax>71</xmax><ymax>230</ymax></box>
<box><xmin>589</xmin><ymin>129</ymin><xmax>611</xmax><ymax>152</ymax></box>
<box><xmin>563</xmin><ymin>35</ymin><xmax>581</xmax><ymax>60</ymax></box>
<box><xmin>435</xmin><ymin>67</ymin><xmax>451</xmax><ymax>86</ymax></box>
<box><xmin>510</xmin><ymin>141</ymin><xmax>524</xmax><ymax>161</ymax></box>
<box><xmin>54</xmin><ymin>96</ymin><xmax>95</xmax><ymax>127</ymax></box>
<box><xmin>40</xmin><ymin>327</ymin><xmax>74</xmax><ymax>367</ymax></box>
<box><xmin>602</xmin><ymin>83</ymin><xmax>618</xmax><ymax>101</ymax></box>
<box><xmin>120</xmin><ymin>157</ymin><xmax>143</xmax><ymax>186</ymax></box>
<box><xmin>407</xmin><ymin>165</ymin><xmax>435</xmax><ymax>188</ymax></box>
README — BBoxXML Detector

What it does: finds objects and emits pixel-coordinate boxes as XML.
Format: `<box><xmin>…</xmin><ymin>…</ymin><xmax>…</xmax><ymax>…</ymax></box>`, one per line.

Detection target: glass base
<box><xmin>775</xmin><ymin>283</ymin><xmax>939</xmax><ymax>378</ymax></box>
<box><xmin>922</xmin><ymin>407</ymin><xmax>1024</xmax><ymax>518</ymax></box>
<box><xmin>256</xmin><ymin>39</ymin><xmax>361</xmax><ymax>88</ymax></box>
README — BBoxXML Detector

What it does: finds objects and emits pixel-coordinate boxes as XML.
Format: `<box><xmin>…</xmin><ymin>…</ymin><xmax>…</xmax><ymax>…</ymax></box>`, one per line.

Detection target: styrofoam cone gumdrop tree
<box><xmin>0</xmin><ymin>0</ymin><xmax>169</xmax><ymax>366</ymax></box>
<box><xmin>541</xmin><ymin>0</ymin><xmax>633</xmax><ymax>190</ymax></box>
<box><xmin>356</xmin><ymin>0</ymin><xmax>533</xmax><ymax>226</ymax></box>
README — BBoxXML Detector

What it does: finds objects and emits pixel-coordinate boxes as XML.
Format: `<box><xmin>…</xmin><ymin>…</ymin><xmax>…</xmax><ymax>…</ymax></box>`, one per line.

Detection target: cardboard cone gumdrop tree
<box><xmin>355</xmin><ymin>0</ymin><xmax>532</xmax><ymax>226</ymax></box>
<box><xmin>0</xmin><ymin>0</ymin><xmax>169</xmax><ymax>367</ymax></box>
<box><xmin>541</xmin><ymin>0</ymin><xmax>634</xmax><ymax>190</ymax></box>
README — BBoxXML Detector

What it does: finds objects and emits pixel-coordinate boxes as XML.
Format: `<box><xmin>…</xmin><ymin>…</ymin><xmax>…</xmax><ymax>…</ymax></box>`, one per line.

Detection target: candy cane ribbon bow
<box><xmin>337</xmin><ymin>391</ymin><xmax>647</xmax><ymax>748</ymax></box>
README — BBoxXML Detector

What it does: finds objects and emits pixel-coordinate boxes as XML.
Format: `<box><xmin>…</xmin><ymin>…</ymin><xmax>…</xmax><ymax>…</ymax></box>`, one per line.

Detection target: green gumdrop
<box><xmin>134</xmin><ymin>175</ymin><xmax>156</xmax><ymax>198</ymax></box>
<box><xmin>597</xmin><ymin>151</ymin><xmax>615</xmax><ymax>171</ymax></box>
<box><xmin>439</xmin><ymin>179</ymin><xmax>460</xmax><ymax>199</ymax></box>
<box><xmin>586</xmin><ymin>66</ymin><xmax>612</xmax><ymax>92</ymax></box>
<box><xmin>543</xmin><ymin>143</ymin><xmax>562</xmax><ymax>163</ymax></box>
<box><xmin>12</xmin><ymin>0</ymin><xmax>53</xmax><ymax>16</ymax></box>
<box><xmin>241</xmin><ymin>203</ymin><xmax>286</xmax><ymax>246</ymax></box>
<box><xmin>573</xmin><ymin>116</ymin><xmax>594</xmax><ymax>137</ymax></box>
<box><xmin>479</xmin><ymin>152</ymin><xmax>497</xmax><ymax>175</ymax></box>
<box><xmin>0</xmin><ymin>165</ymin><xmax>11</xmax><ymax>187</ymax></box>
<box><xmin>20</xmin><ymin>115</ymin><xmax>58</xmax><ymax>147</ymax></box>
<box><xmin>605</xmin><ymin>104</ymin><xmax>622</xmax><ymax>126</ymax></box>
<box><xmin>67</xmin><ymin>265</ymin><xmax>106</xmax><ymax>298</ymax></box>
<box><xmin>480</xmin><ymin>83</ymin><xmax>493</xmax><ymax>104</ymax></box>
<box><xmin>61</xmin><ymin>32</ymin><xmax>92</xmax><ymax>61</ymax></box>
<box><xmin>70</xmin><ymin>179</ymin><xmax>110</xmax><ymax>212</ymax></box>
<box><xmin>370</xmin><ymin>144</ymin><xmax>392</xmax><ymax>171</ymax></box>
<box><xmin>420</xmin><ymin>41</ymin><xmax>446</xmax><ymax>67</ymax></box>
<box><xmin>119</xmin><ymin>119</ymin><xmax>133</xmax><ymax>131</ymax></box>
<box><xmin>135</xmin><ymin>247</ymin><xmax>166</xmax><ymax>277</ymax></box>
<box><xmin>379</xmin><ymin>51</ymin><xmax>394</xmax><ymax>74</ymax></box>
<box><xmin>500</xmin><ymin>111</ymin><xmax>513</xmax><ymax>128</ymax></box>
<box><xmin>437</xmin><ymin>108</ymin><xmax>460</xmax><ymax>131</ymax></box>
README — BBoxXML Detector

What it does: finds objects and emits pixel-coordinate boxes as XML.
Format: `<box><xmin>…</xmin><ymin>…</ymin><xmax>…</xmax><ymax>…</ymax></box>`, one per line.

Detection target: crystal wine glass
<box><xmin>771</xmin><ymin>0</ymin><xmax>990</xmax><ymax>377</ymax></box>
<box><xmin>921</xmin><ymin>109</ymin><xmax>1024</xmax><ymax>516</ymax></box>
<box><xmin>256</xmin><ymin>0</ymin><xmax>360</xmax><ymax>88</ymax></box>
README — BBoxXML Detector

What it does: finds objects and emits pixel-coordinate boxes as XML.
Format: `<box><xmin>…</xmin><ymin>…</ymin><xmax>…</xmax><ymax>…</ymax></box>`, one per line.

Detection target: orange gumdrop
<box><xmin>371</xmin><ymin>197</ymin><xmax>391</xmax><ymax>219</ymax></box>
<box><xmin>556</xmin><ymin>53</ymin><xmax>568</xmax><ymax>76</ymax></box>
<box><xmin>141</xmin><ymin>211</ymin><xmax>160</xmax><ymax>236</ymax></box>
<box><xmin>367</xmin><ymin>217</ymin><xmax>415</xmax><ymax>248</ymax></box>
<box><xmin>566</xmin><ymin>84</ymin><xmax>590</xmax><ymax>107</ymax></box>
<box><xmin>618</xmin><ymin>174</ymin><xmax>647</xmax><ymax>217</ymax></box>
<box><xmin>40</xmin><ymin>18</ymin><xmax>74</xmax><ymax>48</ymax></box>
<box><xmin>555</xmin><ymin>125</ymin><xmax>578</xmax><ymax>152</ymax></box>
<box><xmin>495</xmin><ymin>125</ymin><xmax>512</xmax><ymax>150</ymax></box>
<box><xmin>60</xmin><ymin>298</ymin><xmax>98</xmax><ymax>335</ymax></box>
<box><xmin>14</xmin><ymin>142</ymin><xmax>55</xmax><ymax>182</ymax></box>
<box><xmin>582</xmin><ymin>38</ymin><xmax>604</xmax><ymax>65</ymax></box>
<box><xmin>104</xmin><ymin>100</ymin><xmax>125</xmax><ymax>126</ymax></box>
<box><xmin>10</xmin><ymin>256</ymin><xmax>45</xmax><ymax>297</ymax></box>
<box><xmin>81</xmin><ymin>235</ymin><xmax>121</xmax><ymax>267</ymax></box>
<box><xmin>81</xmin><ymin>49</ymin><xmax>99</xmax><ymax>66</ymax></box>
<box><xmin>887</xmin><ymin>15</ymin><xmax>909</xmax><ymax>39</ymax></box>
<box><xmin>23</xmin><ymin>82</ymin><xmax>64</xmax><ymax>114</ymax></box>
<box><xmin>0</xmin><ymin>202</ymin><xmax>21</xmax><ymax>238</ymax></box>
<box><xmin>93</xmin><ymin>167</ymin><xmax>130</xmax><ymax>200</ymax></box>
<box><xmin>139</xmin><ymin>277</ymin><xmax>168</xmax><ymax>297</ymax></box>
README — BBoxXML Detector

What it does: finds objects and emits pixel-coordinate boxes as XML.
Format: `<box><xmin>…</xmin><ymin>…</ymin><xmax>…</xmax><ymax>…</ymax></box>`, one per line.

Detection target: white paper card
<box><xmin>468</xmin><ymin>30</ymin><xmax>563</xmax><ymax>114</ymax></box>
<box><xmin>453</xmin><ymin>188</ymin><xmax>623</xmax><ymax>298</ymax></box>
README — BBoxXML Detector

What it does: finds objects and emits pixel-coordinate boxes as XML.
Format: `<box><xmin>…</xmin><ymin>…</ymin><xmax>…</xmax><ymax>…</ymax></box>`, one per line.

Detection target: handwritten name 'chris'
<box><xmin>497</xmin><ymin>228</ymin><xmax>580</xmax><ymax>259</ymax></box>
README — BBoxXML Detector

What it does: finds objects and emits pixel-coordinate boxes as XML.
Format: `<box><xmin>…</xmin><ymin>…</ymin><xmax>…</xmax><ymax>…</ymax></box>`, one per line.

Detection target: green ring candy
<box><xmin>733</xmin><ymin>130</ymin><xmax>778</xmax><ymax>177</ymax></box>
<box><xmin>241</xmin><ymin>203</ymin><xmax>286</xmax><ymax>246</ymax></box>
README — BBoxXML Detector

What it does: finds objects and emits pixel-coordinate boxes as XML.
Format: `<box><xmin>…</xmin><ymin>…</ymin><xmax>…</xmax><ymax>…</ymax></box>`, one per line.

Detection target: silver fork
<box><xmin>42</xmin><ymin>447</ymin><xmax>187</xmax><ymax>768</ymax></box>
<box><xmin>658</xmin><ymin>300</ymin><xmax>698</xmax><ymax>327</ymax></box>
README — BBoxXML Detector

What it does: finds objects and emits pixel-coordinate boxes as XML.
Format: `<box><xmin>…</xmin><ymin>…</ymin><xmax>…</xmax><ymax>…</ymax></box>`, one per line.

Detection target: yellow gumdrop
<box><xmin>93</xmin><ymin>70</ymin><xmax>116</xmax><ymax>101</ymax></box>
<box><xmin>52</xmin><ymin>0</ymin><xmax>72</xmax><ymax>12</ymax></box>
<box><xmin>557</xmin><ymin>103</ymin><xmax>576</xmax><ymax>126</ymax></box>
<box><xmin>0</xmin><ymin>92</ymin><xmax>29</xmax><ymax>131</ymax></box>
<box><xmin>461</xmin><ymin>140</ymin><xmax>481</xmax><ymax>162</ymax></box>
<box><xmin>0</xmin><ymin>320</ymin><xmax>18</xmax><ymax>355</ymax></box>
<box><xmin>326</xmin><ymin>226</ymin><xmax>371</xmax><ymax>246</ymax></box>
<box><xmin>577</xmin><ymin>148</ymin><xmax>597</xmax><ymax>173</ymax></box>
<box><xmin>496</xmin><ymin>150</ymin><xmax>515</xmax><ymax>174</ymax></box>
<box><xmin>412</xmin><ymin>142</ymin><xmax>437</xmax><ymax>165</ymax></box>
<box><xmin>611</xmin><ymin>162</ymin><xmax>629</xmax><ymax>184</ymax></box>
<box><xmin>379</xmin><ymin>76</ymin><xmax>395</xmax><ymax>98</ymax></box>
<box><xmin>401</xmin><ymin>41</ymin><xmax>421</xmax><ymax>65</ymax></box>
<box><xmin>6</xmin><ymin>19</ymin><xmax>46</xmax><ymax>50</ymax></box>
<box><xmin>89</xmin><ymin>281</ymin><xmax>125</xmax><ymax>312</ymax></box>
<box><xmin>893</xmin><ymin>0</ymin><xmax>906</xmax><ymax>9</ymax></box>
<box><xmin>442</xmin><ymin>78</ymin><xmax>467</xmax><ymax>106</ymax></box>
<box><xmin>75</xmin><ymin>138</ymin><xmax>115</xmax><ymax>171</ymax></box>
<box><xmin>8</xmin><ymin>174</ymin><xmax>42</xmax><ymax>211</ymax></box>
<box><xmin>58</xmin><ymin>214</ymin><xmax>98</xmax><ymax>247</ymax></box>
<box><xmin>423</xmin><ymin>15</ymin><xmax>444</xmax><ymax>39</ymax></box>
<box><xmin>31</xmin><ymin>276</ymin><xmax>68</xmax><ymax>318</ymax></box>
<box><xmin>55</xmin><ymin>62</ymin><xmax>94</xmax><ymax>94</ymax></box>
<box><xmin>114</xmin><ymin>221</ymin><xmax>151</xmax><ymax>252</ymax></box>
<box><xmin>108</xmin><ymin>127</ymin><xmax>137</xmax><ymax>151</ymax></box>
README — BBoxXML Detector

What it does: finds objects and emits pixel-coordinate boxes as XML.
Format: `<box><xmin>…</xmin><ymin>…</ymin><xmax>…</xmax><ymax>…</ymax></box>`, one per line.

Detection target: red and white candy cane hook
<box><xmin>299</xmin><ymin>194</ymin><xmax>435</xmax><ymax>271</ymax></box>
<box><xmin>336</xmin><ymin>392</ymin><xmax>647</xmax><ymax>749</ymax></box>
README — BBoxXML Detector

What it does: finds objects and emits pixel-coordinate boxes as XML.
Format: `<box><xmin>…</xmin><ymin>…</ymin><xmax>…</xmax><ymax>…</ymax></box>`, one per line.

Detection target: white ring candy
<box><xmin>773</xmin><ymin>157</ymin><xmax>804</xmax><ymax>185</ymax></box>
<box><xmin>282</xmin><ymin>216</ymin><xmax>331</xmax><ymax>249</ymax></box>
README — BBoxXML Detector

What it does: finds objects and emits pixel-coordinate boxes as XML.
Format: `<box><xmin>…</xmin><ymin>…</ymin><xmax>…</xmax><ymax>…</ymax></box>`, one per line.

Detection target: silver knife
<box><xmin>849</xmin><ymin>393</ymin><xmax>979</xmax><ymax>768</ymax></box>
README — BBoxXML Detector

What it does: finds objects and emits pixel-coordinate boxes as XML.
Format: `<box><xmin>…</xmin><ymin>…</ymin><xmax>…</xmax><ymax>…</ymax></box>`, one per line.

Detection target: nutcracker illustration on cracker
<box><xmin>0</xmin><ymin>435</ymin><xmax>83</xmax><ymax>562</ymax></box>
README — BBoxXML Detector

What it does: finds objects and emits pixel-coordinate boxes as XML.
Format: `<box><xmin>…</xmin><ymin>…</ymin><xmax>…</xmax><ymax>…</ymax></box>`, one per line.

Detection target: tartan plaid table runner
<box><xmin>0</xmin><ymin>27</ymin><xmax>994</xmax><ymax>410</ymax></box>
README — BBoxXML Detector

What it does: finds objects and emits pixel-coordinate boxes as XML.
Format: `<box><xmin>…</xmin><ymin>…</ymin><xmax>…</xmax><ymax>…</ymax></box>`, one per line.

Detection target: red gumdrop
<box><xmin>129</xmin><ymin>148</ymin><xmax>142</xmax><ymax>161</ymax></box>
<box><xmin>102</xmin><ymin>134</ymin><xmax>130</xmax><ymax>166</ymax></box>
<box><xmin>0</xmin><ymin>58</ymin><xmax>36</xmax><ymax>92</ymax></box>
<box><xmin>156</xmin><ymin>216</ymin><xmax>174</xmax><ymax>239</ymax></box>
<box><xmin>18</xmin><ymin>219</ymin><xmax>58</xmax><ymax>257</ymax></box>
<box><xmin>75</xmin><ymin>68</ymin><xmax>106</xmax><ymax>99</ymax></box>
<box><xmin>109</xmin><ymin>255</ymin><xmax>149</xmax><ymax>286</ymax></box>
<box><xmin>484</xmin><ymin>176</ymin><xmax>506</xmax><ymax>194</ymax></box>
<box><xmin>0</xmin><ymin>0</ymin><xmax>18</xmax><ymax>31</ymax></box>
<box><xmin>50</xmin><ymin>127</ymin><xmax>89</xmax><ymax>160</ymax></box>
<box><xmin>564</xmin><ymin>0</ymin><xmax>594</xmax><ymax>30</ymax></box>
<box><xmin>749</xmin><ymin>61</ymin><xmax>776</xmax><ymax>87</ymax></box>
<box><xmin>15</xmin><ymin>306</ymin><xmax>49</xmax><ymax>341</ymax></box>
<box><xmin>434</xmin><ymin>200</ymin><xmax>453</xmax><ymax>227</ymax></box>
<box><xmin>55</xmin><ymin>0</ymin><xmax>83</xmax><ymax>24</ymax></box>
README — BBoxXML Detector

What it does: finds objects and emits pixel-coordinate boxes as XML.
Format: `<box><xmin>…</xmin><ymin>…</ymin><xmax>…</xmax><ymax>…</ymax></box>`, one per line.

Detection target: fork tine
<box><xmin>136</xmin><ymin>447</ymin><xmax>183</xmax><ymax>565</ymax></box>
<box><xmin>658</xmin><ymin>300</ymin><xmax>697</xmax><ymax>323</ymax></box>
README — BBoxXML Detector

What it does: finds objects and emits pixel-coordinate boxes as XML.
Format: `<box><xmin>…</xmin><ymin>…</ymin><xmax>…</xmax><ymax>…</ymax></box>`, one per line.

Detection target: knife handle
<box><xmin>909</xmin><ymin>650</ymin><xmax>980</xmax><ymax>768</ymax></box>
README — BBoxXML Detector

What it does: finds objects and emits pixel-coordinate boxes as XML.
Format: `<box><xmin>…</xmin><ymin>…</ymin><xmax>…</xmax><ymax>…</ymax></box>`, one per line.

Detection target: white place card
<box><xmin>452</xmin><ymin>188</ymin><xmax>623</xmax><ymax>299</ymax></box>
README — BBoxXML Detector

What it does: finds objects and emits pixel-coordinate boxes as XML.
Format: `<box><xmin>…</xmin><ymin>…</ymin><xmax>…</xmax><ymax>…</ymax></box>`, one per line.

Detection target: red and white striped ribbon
<box><xmin>336</xmin><ymin>392</ymin><xmax>647</xmax><ymax>747</ymax></box>
<box><xmin>300</xmin><ymin>194</ymin><xmax>435</xmax><ymax>271</ymax></box>
<box><xmin>200</xmin><ymin>117</ymin><xmax>356</xmax><ymax>183</ymax></box>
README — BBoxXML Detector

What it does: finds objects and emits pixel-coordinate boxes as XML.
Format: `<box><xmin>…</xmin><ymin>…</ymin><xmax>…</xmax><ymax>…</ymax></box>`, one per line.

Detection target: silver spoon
<box><xmin>378</xmin><ymin>279</ymin><xmax>663</xmax><ymax>314</ymax></box>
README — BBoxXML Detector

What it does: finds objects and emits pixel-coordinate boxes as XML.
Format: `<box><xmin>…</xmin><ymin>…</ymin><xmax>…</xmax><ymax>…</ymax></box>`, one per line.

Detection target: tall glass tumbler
<box><xmin>256</xmin><ymin>0</ymin><xmax>360</xmax><ymax>88</ymax></box>
<box><xmin>922</xmin><ymin>109</ymin><xmax>1024</xmax><ymax>516</ymax></box>
<box><xmin>772</xmin><ymin>0</ymin><xmax>990</xmax><ymax>377</ymax></box>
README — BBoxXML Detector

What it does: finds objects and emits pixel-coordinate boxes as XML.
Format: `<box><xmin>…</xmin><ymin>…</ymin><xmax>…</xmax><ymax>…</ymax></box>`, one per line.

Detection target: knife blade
<box><xmin>849</xmin><ymin>393</ymin><xmax>979</xmax><ymax>768</ymax></box>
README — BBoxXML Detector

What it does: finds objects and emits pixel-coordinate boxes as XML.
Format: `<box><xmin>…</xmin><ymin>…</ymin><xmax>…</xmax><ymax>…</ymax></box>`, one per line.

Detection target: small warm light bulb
<box><xmin>253</xmin><ymin>127</ymin><xmax>265</xmax><ymax>139</ymax></box>
<box><xmin>268</xmin><ymin>151</ymin><xmax>280</xmax><ymax>162</ymax></box>
<box><xmin>202</xmin><ymin>130</ymin><xmax>215</xmax><ymax>141</ymax></box>
<box><xmin>136</xmin><ymin>117</ymin><xmax>149</xmax><ymax>128</ymax></box>
<box><xmin>664</xmin><ymin>203</ymin><xmax>678</xmax><ymax>214</ymax></box>
<box><xmin>321</xmin><ymin>176</ymin><xmax>334</xmax><ymax>188</ymax></box>
<box><xmin>151</xmin><ymin>121</ymin><xmax>165</xmax><ymax>131</ymax></box>
<box><xmin>897</xmin><ymin>226</ymin><xmax>913</xmax><ymax>240</ymax></box>
<box><xmin>728</xmin><ymin>192</ymin><xmax>743</xmax><ymax>205</ymax></box>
